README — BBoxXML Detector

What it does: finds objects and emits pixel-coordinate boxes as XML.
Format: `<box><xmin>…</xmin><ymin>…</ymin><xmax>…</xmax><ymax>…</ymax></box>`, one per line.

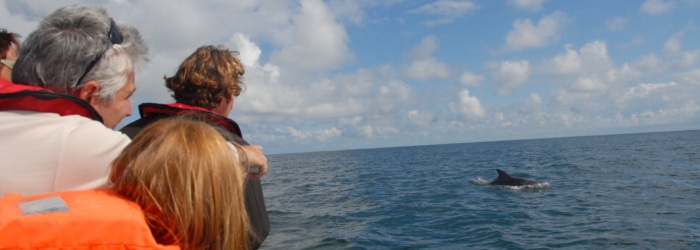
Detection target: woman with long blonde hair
<box><xmin>110</xmin><ymin>117</ymin><xmax>250</xmax><ymax>249</ymax></box>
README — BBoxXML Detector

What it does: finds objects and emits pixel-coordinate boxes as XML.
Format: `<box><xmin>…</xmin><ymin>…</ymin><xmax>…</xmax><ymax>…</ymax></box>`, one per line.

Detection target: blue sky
<box><xmin>3</xmin><ymin>0</ymin><xmax>700</xmax><ymax>154</ymax></box>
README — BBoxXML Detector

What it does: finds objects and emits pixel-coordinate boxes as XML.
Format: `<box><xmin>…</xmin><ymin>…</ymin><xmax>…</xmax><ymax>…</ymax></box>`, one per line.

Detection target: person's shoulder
<box><xmin>0</xmin><ymin>111</ymin><xmax>109</xmax><ymax>136</ymax></box>
<box><xmin>0</xmin><ymin>111</ymin><xmax>101</xmax><ymax>132</ymax></box>
<box><xmin>119</xmin><ymin>115</ymin><xmax>163</xmax><ymax>139</ymax></box>
<box><xmin>61</xmin><ymin>115</ymin><xmax>130</xmax><ymax>146</ymax></box>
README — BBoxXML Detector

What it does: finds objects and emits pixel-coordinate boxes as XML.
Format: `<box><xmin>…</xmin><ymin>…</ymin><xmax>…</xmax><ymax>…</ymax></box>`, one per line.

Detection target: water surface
<box><xmin>261</xmin><ymin>130</ymin><xmax>700</xmax><ymax>249</ymax></box>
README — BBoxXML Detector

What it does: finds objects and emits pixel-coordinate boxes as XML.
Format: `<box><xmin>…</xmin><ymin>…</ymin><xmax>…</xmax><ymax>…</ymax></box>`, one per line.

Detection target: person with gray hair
<box><xmin>0</xmin><ymin>5</ymin><xmax>149</xmax><ymax>195</ymax></box>
<box><xmin>12</xmin><ymin>5</ymin><xmax>148</xmax><ymax>129</ymax></box>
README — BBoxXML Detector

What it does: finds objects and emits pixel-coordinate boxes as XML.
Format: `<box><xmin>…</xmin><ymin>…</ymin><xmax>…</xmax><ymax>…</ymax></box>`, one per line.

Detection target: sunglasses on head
<box><xmin>75</xmin><ymin>18</ymin><xmax>124</xmax><ymax>87</ymax></box>
<box><xmin>1</xmin><ymin>59</ymin><xmax>14</xmax><ymax>69</ymax></box>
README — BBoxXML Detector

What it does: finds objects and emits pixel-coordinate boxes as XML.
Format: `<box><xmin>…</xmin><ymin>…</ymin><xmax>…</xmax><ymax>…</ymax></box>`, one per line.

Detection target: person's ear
<box><xmin>78</xmin><ymin>81</ymin><xmax>101</xmax><ymax>105</ymax></box>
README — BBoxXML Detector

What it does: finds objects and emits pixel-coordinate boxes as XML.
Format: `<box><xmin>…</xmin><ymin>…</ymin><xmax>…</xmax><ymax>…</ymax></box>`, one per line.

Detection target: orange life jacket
<box><xmin>0</xmin><ymin>189</ymin><xmax>179</xmax><ymax>250</ymax></box>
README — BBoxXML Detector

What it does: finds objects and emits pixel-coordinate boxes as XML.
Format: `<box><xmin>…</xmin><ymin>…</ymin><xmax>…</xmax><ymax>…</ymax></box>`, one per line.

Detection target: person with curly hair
<box><xmin>121</xmin><ymin>45</ymin><xmax>270</xmax><ymax>249</ymax></box>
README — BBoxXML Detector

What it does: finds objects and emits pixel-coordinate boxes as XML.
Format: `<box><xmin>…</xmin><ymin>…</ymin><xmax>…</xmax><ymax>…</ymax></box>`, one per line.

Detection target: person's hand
<box><xmin>240</xmin><ymin>145</ymin><xmax>268</xmax><ymax>179</ymax></box>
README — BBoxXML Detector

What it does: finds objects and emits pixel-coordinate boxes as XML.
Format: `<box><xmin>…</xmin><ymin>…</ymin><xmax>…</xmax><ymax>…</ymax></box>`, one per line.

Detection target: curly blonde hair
<box><xmin>165</xmin><ymin>45</ymin><xmax>245</xmax><ymax>110</ymax></box>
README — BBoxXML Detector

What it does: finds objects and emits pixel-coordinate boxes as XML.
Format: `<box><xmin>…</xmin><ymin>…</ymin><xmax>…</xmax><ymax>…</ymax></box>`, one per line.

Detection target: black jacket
<box><xmin>121</xmin><ymin>102</ymin><xmax>270</xmax><ymax>249</ymax></box>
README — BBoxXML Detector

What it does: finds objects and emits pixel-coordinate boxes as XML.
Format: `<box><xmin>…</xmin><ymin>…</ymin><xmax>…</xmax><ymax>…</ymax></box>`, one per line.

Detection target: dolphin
<box><xmin>490</xmin><ymin>169</ymin><xmax>538</xmax><ymax>186</ymax></box>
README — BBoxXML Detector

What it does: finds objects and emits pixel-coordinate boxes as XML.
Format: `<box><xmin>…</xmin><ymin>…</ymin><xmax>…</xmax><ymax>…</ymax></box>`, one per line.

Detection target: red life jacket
<box><xmin>0</xmin><ymin>79</ymin><xmax>102</xmax><ymax>122</ymax></box>
<box><xmin>139</xmin><ymin>102</ymin><xmax>242</xmax><ymax>136</ymax></box>
<box><xmin>0</xmin><ymin>189</ymin><xmax>179</xmax><ymax>250</ymax></box>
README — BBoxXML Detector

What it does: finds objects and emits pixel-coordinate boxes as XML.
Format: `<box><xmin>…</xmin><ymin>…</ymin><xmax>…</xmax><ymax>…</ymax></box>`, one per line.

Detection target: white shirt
<box><xmin>0</xmin><ymin>111</ymin><xmax>131</xmax><ymax>196</ymax></box>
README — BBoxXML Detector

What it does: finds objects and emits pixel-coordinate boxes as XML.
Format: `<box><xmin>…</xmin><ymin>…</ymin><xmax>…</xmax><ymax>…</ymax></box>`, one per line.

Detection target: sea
<box><xmin>259</xmin><ymin>130</ymin><xmax>700</xmax><ymax>249</ymax></box>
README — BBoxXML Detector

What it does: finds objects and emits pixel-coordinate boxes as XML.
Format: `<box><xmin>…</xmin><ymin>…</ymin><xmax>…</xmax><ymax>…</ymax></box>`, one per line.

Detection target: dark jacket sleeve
<box><xmin>231</xmin><ymin>133</ymin><xmax>271</xmax><ymax>249</ymax></box>
<box><xmin>245</xmin><ymin>178</ymin><xmax>270</xmax><ymax>249</ymax></box>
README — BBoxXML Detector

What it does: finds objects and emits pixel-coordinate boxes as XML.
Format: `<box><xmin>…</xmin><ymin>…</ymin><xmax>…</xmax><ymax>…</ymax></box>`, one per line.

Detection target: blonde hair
<box><xmin>110</xmin><ymin>117</ymin><xmax>250</xmax><ymax>249</ymax></box>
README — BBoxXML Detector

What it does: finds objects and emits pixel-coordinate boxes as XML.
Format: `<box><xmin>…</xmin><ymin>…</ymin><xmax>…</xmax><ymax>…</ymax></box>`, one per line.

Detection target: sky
<box><xmin>2</xmin><ymin>0</ymin><xmax>700</xmax><ymax>154</ymax></box>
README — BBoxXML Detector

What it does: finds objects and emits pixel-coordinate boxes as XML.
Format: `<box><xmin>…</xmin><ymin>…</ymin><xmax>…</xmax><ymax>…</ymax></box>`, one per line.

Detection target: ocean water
<box><xmin>260</xmin><ymin>130</ymin><xmax>700</xmax><ymax>249</ymax></box>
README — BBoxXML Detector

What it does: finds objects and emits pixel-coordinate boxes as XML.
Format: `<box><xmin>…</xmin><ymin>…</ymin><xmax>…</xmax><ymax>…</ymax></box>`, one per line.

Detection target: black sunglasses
<box><xmin>75</xmin><ymin>18</ymin><xmax>124</xmax><ymax>87</ymax></box>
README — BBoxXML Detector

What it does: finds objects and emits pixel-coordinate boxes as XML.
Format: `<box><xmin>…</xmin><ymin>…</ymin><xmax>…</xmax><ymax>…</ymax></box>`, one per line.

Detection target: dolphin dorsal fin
<box><xmin>496</xmin><ymin>169</ymin><xmax>511</xmax><ymax>180</ymax></box>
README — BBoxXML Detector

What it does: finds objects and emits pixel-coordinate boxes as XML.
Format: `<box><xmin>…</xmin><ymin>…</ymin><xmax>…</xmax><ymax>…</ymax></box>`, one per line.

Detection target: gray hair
<box><xmin>12</xmin><ymin>5</ymin><xmax>148</xmax><ymax>104</ymax></box>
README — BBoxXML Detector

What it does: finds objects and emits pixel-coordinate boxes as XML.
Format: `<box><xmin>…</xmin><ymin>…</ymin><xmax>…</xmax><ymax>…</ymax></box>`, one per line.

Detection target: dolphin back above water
<box><xmin>490</xmin><ymin>169</ymin><xmax>538</xmax><ymax>186</ymax></box>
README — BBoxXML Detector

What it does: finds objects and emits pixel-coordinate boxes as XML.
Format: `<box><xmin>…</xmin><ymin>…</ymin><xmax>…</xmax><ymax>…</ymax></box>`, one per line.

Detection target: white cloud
<box><xmin>449</xmin><ymin>89</ymin><xmax>486</xmax><ymax>119</ymax></box>
<box><xmin>570</xmin><ymin>76</ymin><xmax>606</xmax><ymax>92</ymax></box>
<box><xmin>682</xmin><ymin>69</ymin><xmax>700</xmax><ymax>84</ymax></box>
<box><xmin>405</xmin><ymin>58</ymin><xmax>451</xmax><ymax>80</ymax></box>
<box><xmin>326</xmin><ymin>0</ymin><xmax>403</xmax><ymax>25</ymax></box>
<box><xmin>287</xmin><ymin>126</ymin><xmax>342</xmax><ymax>142</ymax></box>
<box><xmin>409</xmin><ymin>0</ymin><xmax>479</xmax><ymax>25</ymax></box>
<box><xmin>619</xmin><ymin>81</ymin><xmax>679</xmax><ymax>103</ymax></box>
<box><xmin>486</xmin><ymin>60</ymin><xmax>531</xmax><ymax>95</ymax></box>
<box><xmin>490</xmin><ymin>93</ymin><xmax>548</xmax><ymax>129</ymax></box>
<box><xmin>340</xmin><ymin>116</ymin><xmax>374</xmax><ymax>137</ymax></box>
<box><xmin>459</xmin><ymin>71</ymin><xmax>484</xmax><ymax>87</ymax></box>
<box><xmin>337</xmin><ymin>115</ymin><xmax>400</xmax><ymax>139</ymax></box>
<box><xmin>408</xmin><ymin>110</ymin><xmax>434</xmax><ymax>127</ymax></box>
<box><xmin>506</xmin><ymin>0</ymin><xmax>546</xmax><ymax>12</ymax></box>
<box><xmin>542</xmin><ymin>44</ymin><xmax>582</xmax><ymax>75</ymax></box>
<box><xmin>575</xmin><ymin>41</ymin><xmax>615</xmax><ymax>73</ymax></box>
<box><xmin>622</xmin><ymin>101</ymin><xmax>699</xmax><ymax>125</ymax></box>
<box><xmin>664</xmin><ymin>30</ymin><xmax>686</xmax><ymax>55</ymax></box>
<box><xmin>529</xmin><ymin>93</ymin><xmax>542</xmax><ymax>105</ymax></box>
<box><xmin>503</xmin><ymin>11</ymin><xmax>568</xmax><ymax>51</ymax></box>
<box><xmin>606</xmin><ymin>17</ymin><xmax>628</xmax><ymax>31</ymax></box>
<box><xmin>228</xmin><ymin>33</ymin><xmax>281</xmax><ymax>86</ymax></box>
<box><xmin>230</xmin><ymin>33</ymin><xmax>262</xmax><ymax>67</ymax></box>
<box><xmin>411</xmin><ymin>0</ymin><xmax>478</xmax><ymax>16</ymax></box>
<box><xmin>640</xmin><ymin>0</ymin><xmax>675</xmax><ymax>15</ymax></box>
<box><xmin>378</xmin><ymin>81</ymin><xmax>413</xmax><ymax>113</ymax></box>
<box><xmin>408</xmin><ymin>35</ymin><xmax>439</xmax><ymax>60</ymax></box>
<box><xmin>541</xmin><ymin>41</ymin><xmax>614</xmax><ymax>76</ymax></box>
<box><xmin>404</xmin><ymin>35</ymin><xmax>450</xmax><ymax>80</ymax></box>
<box><xmin>664</xmin><ymin>36</ymin><xmax>682</xmax><ymax>54</ymax></box>
<box><xmin>270</xmin><ymin>0</ymin><xmax>352</xmax><ymax>71</ymax></box>
<box><xmin>541</xmin><ymin>36</ymin><xmax>700</xmax><ymax>131</ymax></box>
<box><xmin>631</xmin><ymin>54</ymin><xmax>665</xmax><ymax>75</ymax></box>
<box><xmin>679</xmin><ymin>50</ymin><xmax>700</xmax><ymax>67</ymax></box>
<box><xmin>542</xmin><ymin>39</ymin><xmax>686</xmax><ymax>118</ymax></box>
<box><xmin>325</xmin><ymin>0</ymin><xmax>371</xmax><ymax>25</ymax></box>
